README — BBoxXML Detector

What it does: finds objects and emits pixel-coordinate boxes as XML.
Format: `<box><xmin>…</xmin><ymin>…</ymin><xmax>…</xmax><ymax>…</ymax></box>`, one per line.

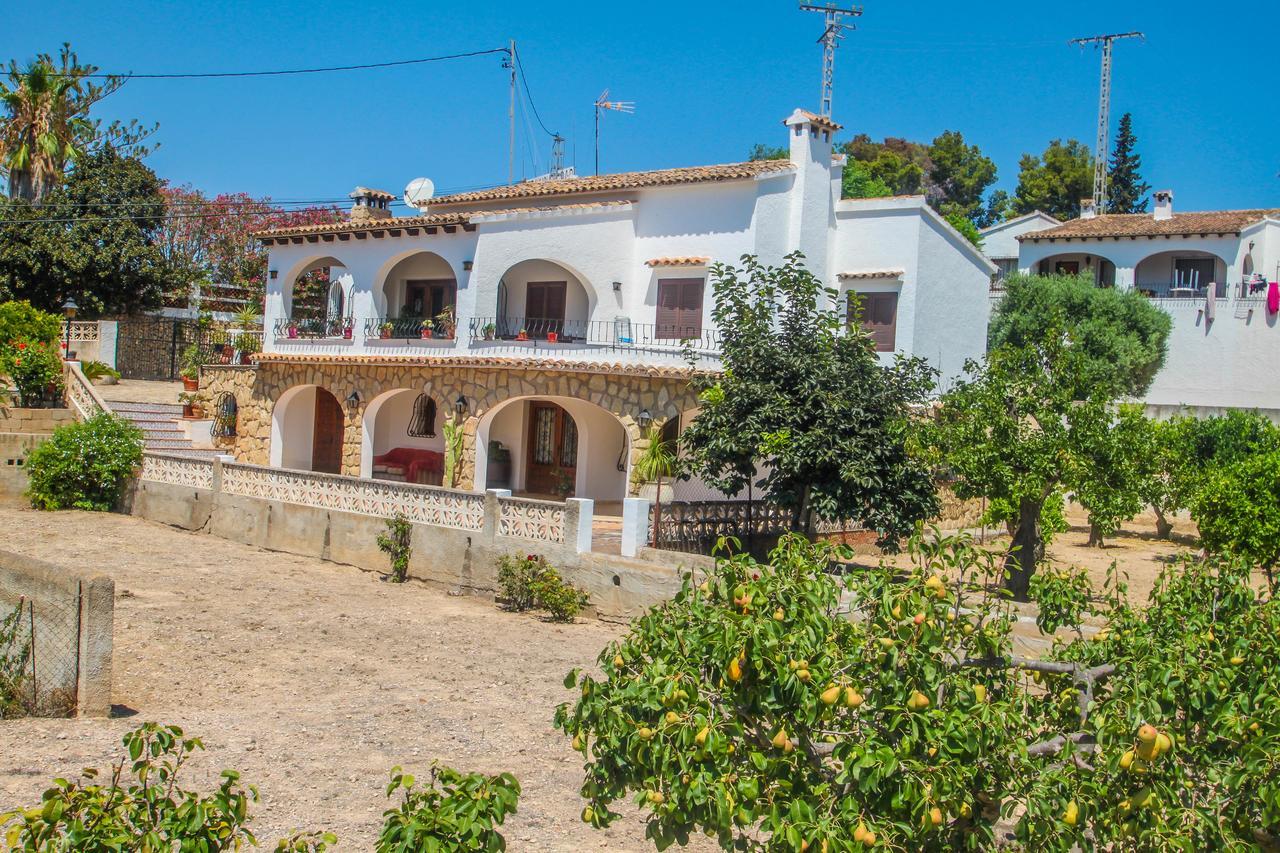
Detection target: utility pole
<box><xmin>504</xmin><ymin>40</ymin><xmax>516</xmax><ymax>185</ymax></box>
<box><xmin>799</xmin><ymin>1</ymin><xmax>863</xmax><ymax>118</ymax></box>
<box><xmin>593</xmin><ymin>90</ymin><xmax>634</xmax><ymax>176</ymax></box>
<box><xmin>549</xmin><ymin>133</ymin><xmax>568</xmax><ymax>178</ymax></box>
<box><xmin>1069</xmin><ymin>31</ymin><xmax>1143</xmax><ymax>211</ymax></box>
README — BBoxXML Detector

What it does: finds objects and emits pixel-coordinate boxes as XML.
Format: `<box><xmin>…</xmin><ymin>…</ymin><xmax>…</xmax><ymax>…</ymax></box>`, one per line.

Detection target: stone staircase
<box><xmin>109</xmin><ymin>401</ymin><xmax>221</xmax><ymax>459</ymax></box>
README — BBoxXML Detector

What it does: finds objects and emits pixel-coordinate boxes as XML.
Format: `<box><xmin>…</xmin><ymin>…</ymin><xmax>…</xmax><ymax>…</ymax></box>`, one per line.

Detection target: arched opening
<box><xmin>489</xmin><ymin>259</ymin><xmax>593</xmax><ymax>341</ymax></box>
<box><xmin>359</xmin><ymin>388</ymin><xmax>446</xmax><ymax>484</ymax></box>
<box><xmin>1035</xmin><ymin>253</ymin><xmax>1116</xmax><ymax>287</ymax></box>
<box><xmin>475</xmin><ymin>396</ymin><xmax>629</xmax><ymax>503</ymax></box>
<box><xmin>1134</xmin><ymin>250</ymin><xmax>1228</xmax><ymax>298</ymax></box>
<box><xmin>373</xmin><ymin>251</ymin><xmax>458</xmax><ymax>338</ymax></box>
<box><xmin>279</xmin><ymin>256</ymin><xmax>353</xmax><ymax>338</ymax></box>
<box><xmin>270</xmin><ymin>385</ymin><xmax>345</xmax><ymax>474</ymax></box>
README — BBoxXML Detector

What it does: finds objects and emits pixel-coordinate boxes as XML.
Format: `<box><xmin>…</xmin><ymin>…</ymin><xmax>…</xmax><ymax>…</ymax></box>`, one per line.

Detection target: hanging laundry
<box><xmin>1269</xmin><ymin>280</ymin><xmax>1280</xmax><ymax>315</ymax></box>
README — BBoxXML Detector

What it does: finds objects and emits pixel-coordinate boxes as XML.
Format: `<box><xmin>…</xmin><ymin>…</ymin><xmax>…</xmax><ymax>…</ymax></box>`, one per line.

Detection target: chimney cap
<box><xmin>782</xmin><ymin>108</ymin><xmax>843</xmax><ymax>132</ymax></box>
<box><xmin>1079</xmin><ymin>198</ymin><xmax>1098</xmax><ymax>219</ymax></box>
<box><xmin>1154</xmin><ymin>189</ymin><xmax>1174</xmax><ymax>201</ymax></box>
<box><xmin>349</xmin><ymin>186</ymin><xmax>396</xmax><ymax>202</ymax></box>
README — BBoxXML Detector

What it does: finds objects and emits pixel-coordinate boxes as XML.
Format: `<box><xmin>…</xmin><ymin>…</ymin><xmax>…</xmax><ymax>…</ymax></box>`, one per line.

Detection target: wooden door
<box><xmin>404</xmin><ymin>279</ymin><xmax>455</xmax><ymax>319</ymax></box>
<box><xmin>525</xmin><ymin>402</ymin><xmax>577</xmax><ymax>496</ymax></box>
<box><xmin>525</xmin><ymin>281</ymin><xmax>567</xmax><ymax>338</ymax></box>
<box><xmin>311</xmin><ymin>389</ymin><xmax>344</xmax><ymax>474</ymax></box>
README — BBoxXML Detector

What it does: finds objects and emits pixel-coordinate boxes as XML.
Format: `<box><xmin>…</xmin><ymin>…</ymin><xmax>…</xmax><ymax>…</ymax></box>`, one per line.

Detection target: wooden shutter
<box><xmin>656</xmin><ymin>278</ymin><xmax>704</xmax><ymax>339</ymax></box>
<box><xmin>854</xmin><ymin>291</ymin><xmax>898</xmax><ymax>352</ymax></box>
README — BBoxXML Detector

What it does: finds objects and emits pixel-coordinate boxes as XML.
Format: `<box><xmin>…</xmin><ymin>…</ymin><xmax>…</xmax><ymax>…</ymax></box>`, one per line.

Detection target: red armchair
<box><xmin>372</xmin><ymin>447</ymin><xmax>445</xmax><ymax>485</ymax></box>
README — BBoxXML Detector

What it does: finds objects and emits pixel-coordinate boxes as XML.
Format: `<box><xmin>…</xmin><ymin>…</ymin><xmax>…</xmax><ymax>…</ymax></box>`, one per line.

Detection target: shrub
<box><xmin>0</xmin><ymin>723</ymin><xmax>260</xmax><ymax>850</ymax></box>
<box><xmin>1192</xmin><ymin>451</ymin><xmax>1280</xmax><ymax>591</ymax></box>
<box><xmin>0</xmin><ymin>601</ymin><xmax>31</xmax><ymax>719</ymax></box>
<box><xmin>0</xmin><ymin>338</ymin><xmax>64</xmax><ymax>407</ymax></box>
<box><xmin>79</xmin><ymin>360</ymin><xmax>120</xmax><ymax>382</ymax></box>
<box><xmin>377</xmin><ymin>512</ymin><xmax>412</xmax><ymax>583</ymax></box>
<box><xmin>25</xmin><ymin>413</ymin><xmax>142</xmax><ymax>511</ymax></box>
<box><xmin>0</xmin><ymin>300</ymin><xmax>61</xmax><ymax>351</ymax></box>
<box><xmin>233</xmin><ymin>332</ymin><xmax>259</xmax><ymax>353</ymax></box>
<box><xmin>497</xmin><ymin>553</ymin><xmax>589</xmax><ymax>622</ymax></box>
<box><xmin>376</xmin><ymin>764</ymin><xmax>520</xmax><ymax>852</ymax></box>
<box><xmin>178</xmin><ymin>342</ymin><xmax>202</xmax><ymax>380</ymax></box>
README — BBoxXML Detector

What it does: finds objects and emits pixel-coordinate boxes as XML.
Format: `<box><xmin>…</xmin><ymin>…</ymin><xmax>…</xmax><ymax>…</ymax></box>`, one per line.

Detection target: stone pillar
<box><xmin>76</xmin><ymin>575</ymin><xmax>115</xmax><ymax>718</ymax></box>
<box><xmin>341</xmin><ymin>401</ymin><xmax>363</xmax><ymax>477</ymax></box>
<box><xmin>457</xmin><ymin>414</ymin><xmax>480</xmax><ymax>490</ymax></box>
<box><xmin>621</xmin><ymin>497</ymin><xmax>651</xmax><ymax>558</ymax></box>
<box><xmin>564</xmin><ymin>497</ymin><xmax>594</xmax><ymax>554</ymax></box>
<box><xmin>483</xmin><ymin>488</ymin><xmax>511</xmax><ymax>540</ymax></box>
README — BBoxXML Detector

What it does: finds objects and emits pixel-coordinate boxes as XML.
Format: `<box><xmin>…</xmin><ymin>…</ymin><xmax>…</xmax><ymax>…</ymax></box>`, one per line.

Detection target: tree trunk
<box><xmin>1087</xmin><ymin>522</ymin><xmax>1104</xmax><ymax>548</ymax></box>
<box><xmin>1154</xmin><ymin>508</ymin><xmax>1173</xmax><ymax>540</ymax></box>
<box><xmin>1005</xmin><ymin>498</ymin><xmax>1043</xmax><ymax>599</ymax></box>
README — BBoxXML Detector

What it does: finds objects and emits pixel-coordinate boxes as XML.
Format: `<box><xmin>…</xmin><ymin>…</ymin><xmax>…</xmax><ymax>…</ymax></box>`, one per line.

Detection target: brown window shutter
<box><xmin>656</xmin><ymin>278</ymin><xmax>704</xmax><ymax>339</ymax></box>
<box><xmin>855</xmin><ymin>292</ymin><xmax>898</xmax><ymax>352</ymax></box>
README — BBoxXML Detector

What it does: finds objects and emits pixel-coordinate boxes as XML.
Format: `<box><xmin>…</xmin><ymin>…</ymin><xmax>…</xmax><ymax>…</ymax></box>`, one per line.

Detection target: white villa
<box><xmin>1016</xmin><ymin>192</ymin><xmax>1280</xmax><ymax>418</ymax></box>
<box><xmin>979</xmin><ymin>210</ymin><xmax>1059</xmax><ymax>284</ymax></box>
<box><xmin>202</xmin><ymin>108</ymin><xmax>996</xmax><ymax>504</ymax></box>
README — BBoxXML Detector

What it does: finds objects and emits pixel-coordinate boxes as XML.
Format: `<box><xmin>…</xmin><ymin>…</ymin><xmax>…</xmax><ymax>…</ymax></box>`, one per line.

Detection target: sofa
<box><xmin>372</xmin><ymin>447</ymin><xmax>445</xmax><ymax>485</ymax></box>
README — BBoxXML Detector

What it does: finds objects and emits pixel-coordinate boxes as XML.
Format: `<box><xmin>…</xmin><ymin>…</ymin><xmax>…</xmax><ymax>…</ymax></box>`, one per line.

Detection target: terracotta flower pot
<box><xmin>517</xmin><ymin>332</ymin><xmax>529</xmax><ymax>341</ymax></box>
<box><xmin>546</xmin><ymin>332</ymin><xmax>559</xmax><ymax>343</ymax></box>
<box><xmin>343</xmin><ymin>327</ymin><xmax>353</xmax><ymax>340</ymax></box>
<box><xmin>421</xmin><ymin>328</ymin><xmax>433</xmax><ymax>339</ymax></box>
<box><xmin>182</xmin><ymin>376</ymin><xmax>199</xmax><ymax>392</ymax></box>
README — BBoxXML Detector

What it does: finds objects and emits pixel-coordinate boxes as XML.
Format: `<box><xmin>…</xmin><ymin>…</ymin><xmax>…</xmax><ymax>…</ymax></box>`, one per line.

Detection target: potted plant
<box><xmin>516</xmin><ymin>328</ymin><xmax>529</xmax><ymax>342</ymax></box>
<box><xmin>178</xmin><ymin>391</ymin><xmax>205</xmax><ymax>419</ymax></box>
<box><xmin>232</xmin><ymin>304</ymin><xmax>260</xmax><ymax>331</ymax></box>
<box><xmin>343</xmin><ymin>320</ymin><xmax>354</xmax><ymax>340</ymax></box>
<box><xmin>420</xmin><ymin>319</ymin><xmax>433</xmax><ymax>339</ymax></box>
<box><xmin>633</xmin><ymin>424</ymin><xmax>677</xmax><ymax>505</ymax></box>
<box><xmin>179</xmin><ymin>343</ymin><xmax>201</xmax><ymax>390</ymax></box>
<box><xmin>436</xmin><ymin>306</ymin><xmax>457</xmax><ymax>340</ymax></box>
<box><xmin>379</xmin><ymin>321</ymin><xmax>394</xmax><ymax>339</ymax></box>
<box><xmin>482</xmin><ymin>322</ymin><xmax>496</xmax><ymax>341</ymax></box>
<box><xmin>546</xmin><ymin>331</ymin><xmax>559</xmax><ymax>343</ymax></box>
<box><xmin>81</xmin><ymin>360</ymin><xmax>120</xmax><ymax>386</ymax></box>
<box><xmin>232</xmin><ymin>333</ymin><xmax>259</xmax><ymax>365</ymax></box>
<box><xmin>287</xmin><ymin>322</ymin><xmax>299</xmax><ymax>339</ymax></box>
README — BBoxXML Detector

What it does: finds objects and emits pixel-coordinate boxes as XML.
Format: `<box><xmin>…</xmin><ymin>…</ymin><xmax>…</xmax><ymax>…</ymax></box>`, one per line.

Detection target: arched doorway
<box><xmin>270</xmin><ymin>385</ymin><xmax>345</xmax><ymax>474</ymax></box>
<box><xmin>491</xmin><ymin>259</ymin><xmax>594</xmax><ymax>340</ymax></box>
<box><xmin>360</xmin><ymin>388</ymin><xmax>446</xmax><ymax>484</ymax></box>
<box><xmin>374</xmin><ymin>251</ymin><xmax>458</xmax><ymax>337</ymax></box>
<box><xmin>1134</xmin><ymin>250</ymin><xmax>1228</xmax><ymax>297</ymax></box>
<box><xmin>1035</xmin><ymin>253</ymin><xmax>1116</xmax><ymax>287</ymax></box>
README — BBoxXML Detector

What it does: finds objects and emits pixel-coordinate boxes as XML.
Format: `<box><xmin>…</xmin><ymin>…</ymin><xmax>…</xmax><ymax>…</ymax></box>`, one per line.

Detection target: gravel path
<box><xmin>0</xmin><ymin>501</ymin><xmax>683</xmax><ymax>851</ymax></box>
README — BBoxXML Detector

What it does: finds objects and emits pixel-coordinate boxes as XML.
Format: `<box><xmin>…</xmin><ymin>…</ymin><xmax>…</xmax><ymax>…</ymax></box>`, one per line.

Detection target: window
<box><xmin>404</xmin><ymin>279</ymin><xmax>456</xmax><ymax>318</ymax></box>
<box><xmin>848</xmin><ymin>291</ymin><xmax>898</xmax><ymax>352</ymax></box>
<box><xmin>656</xmin><ymin>278</ymin><xmax>705</xmax><ymax>339</ymax></box>
<box><xmin>407</xmin><ymin>395</ymin><xmax>437</xmax><ymax>438</ymax></box>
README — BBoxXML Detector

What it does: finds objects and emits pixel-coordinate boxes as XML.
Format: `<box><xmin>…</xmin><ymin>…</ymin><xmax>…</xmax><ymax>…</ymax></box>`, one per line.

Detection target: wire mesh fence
<box><xmin>0</xmin><ymin>595</ymin><xmax>78</xmax><ymax>718</ymax></box>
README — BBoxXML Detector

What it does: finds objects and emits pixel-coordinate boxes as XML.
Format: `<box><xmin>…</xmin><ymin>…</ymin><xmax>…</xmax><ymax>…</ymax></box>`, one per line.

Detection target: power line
<box><xmin>512</xmin><ymin>46</ymin><xmax>555</xmax><ymax>138</ymax></box>
<box><xmin>70</xmin><ymin>48</ymin><xmax>510</xmax><ymax>80</ymax></box>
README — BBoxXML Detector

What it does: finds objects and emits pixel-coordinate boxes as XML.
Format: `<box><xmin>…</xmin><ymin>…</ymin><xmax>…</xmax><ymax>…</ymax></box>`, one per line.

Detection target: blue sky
<box><xmin>7</xmin><ymin>0</ymin><xmax>1277</xmax><ymax>212</ymax></box>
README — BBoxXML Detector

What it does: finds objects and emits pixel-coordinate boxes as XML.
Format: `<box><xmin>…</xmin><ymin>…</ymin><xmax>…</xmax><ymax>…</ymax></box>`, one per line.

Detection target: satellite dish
<box><xmin>404</xmin><ymin>177</ymin><xmax>435</xmax><ymax>208</ymax></box>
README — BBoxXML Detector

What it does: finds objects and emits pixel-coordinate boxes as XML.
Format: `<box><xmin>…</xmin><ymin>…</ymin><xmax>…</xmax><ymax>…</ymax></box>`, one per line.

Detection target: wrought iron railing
<box><xmin>273</xmin><ymin>317</ymin><xmax>351</xmax><ymax>339</ymax></box>
<box><xmin>468</xmin><ymin>316</ymin><xmax>720</xmax><ymax>355</ymax></box>
<box><xmin>364</xmin><ymin>316</ymin><xmax>459</xmax><ymax>340</ymax></box>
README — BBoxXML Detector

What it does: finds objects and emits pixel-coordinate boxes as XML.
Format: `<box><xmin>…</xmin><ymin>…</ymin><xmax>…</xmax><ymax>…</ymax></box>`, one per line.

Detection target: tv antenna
<box><xmin>593</xmin><ymin>89</ymin><xmax>634</xmax><ymax>176</ymax></box>
<box><xmin>1069</xmin><ymin>31</ymin><xmax>1144</xmax><ymax>210</ymax></box>
<box><xmin>799</xmin><ymin>2</ymin><xmax>863</xmax><ymax>118</ymax></box>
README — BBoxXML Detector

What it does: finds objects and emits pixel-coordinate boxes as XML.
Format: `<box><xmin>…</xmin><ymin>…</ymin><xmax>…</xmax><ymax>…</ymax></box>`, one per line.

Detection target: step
<box><xmin>110</xmin><ymin>401</ymin><xmax>185</xmax><ymax>415</ymax></box>
<box><xmin>147</xmin><ymin>439</ymin><xmax>200</xmax><ymax>450</ymax></box>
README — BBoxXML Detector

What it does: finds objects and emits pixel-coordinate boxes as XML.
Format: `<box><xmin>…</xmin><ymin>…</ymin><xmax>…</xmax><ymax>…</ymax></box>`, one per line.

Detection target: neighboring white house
<box><xmin>1016</xmin><ymin>192</ymin><xmax>1280</xmax><ymax>419</ymax></box>
<box><xmin>979</xmin><ymin>210</ymin><xmax>1059</xmax><ymax>284</ymax></box>
<box><xmin>236</xmin><ymin>108</ymin><xmax>995</xmax><ymax>501</ymax></box>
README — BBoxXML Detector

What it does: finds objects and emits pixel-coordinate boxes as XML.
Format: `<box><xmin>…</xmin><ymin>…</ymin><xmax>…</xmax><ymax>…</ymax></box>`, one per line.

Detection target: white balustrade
<box><xmin>140</xmin><ymin>453</ymin><xmax>215</xmax><ymax>490</ymax></box>
<box><xmin>497</xmin><ymin>496</ymin><xmax>566</xmax><ymax>543</ymax></box>
<box><xmin>63</xmin><ymin>363</ymin><xmax>107</xmax><ymax>420</ymax></box>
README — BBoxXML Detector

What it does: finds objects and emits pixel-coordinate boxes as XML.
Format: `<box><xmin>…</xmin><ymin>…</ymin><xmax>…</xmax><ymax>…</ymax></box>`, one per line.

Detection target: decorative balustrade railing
<box><xmin>468</xmin><ymin>316</ymin><xmax>721</xmax><ymax>356</ymax></box>
<box><xmin>63</xmin><ymin>362</ymin><xmax>106</xmax><ymax>420</ymax></box>
<box><xmin>364</xmin><ymin>316</ymin><xmax>459</xmax><ymax>340</ymax></box>
<box><xmin>273</xmin><ymin>317</ymin><xmax>351</xmax><ymax>339</ymax></box>
<box><xmin>497</xmin><ymin>495</ymin><xmax>565</xmax><ymax>543</ymax></box>
<box><xmin>219</xmin><ymin>462</ymin><xmax>486</xmax><ymax>530</ymax></box>
<box><xmin>140</xmin><ymin>453</ymin><xmax>215</xmax><ymax>490</ymax></box>
<box><xmin>652</xmin><ymin>499</ymin><xmax>863</xmax><ymax>555</ymax></box>
<box><xmin>67</xmin><ymin>321</ymin><xmax>99</xmax><ymax>342</ymax></box>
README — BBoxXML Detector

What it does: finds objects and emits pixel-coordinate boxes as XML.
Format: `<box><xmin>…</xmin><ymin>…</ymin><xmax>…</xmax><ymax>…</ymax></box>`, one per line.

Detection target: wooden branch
<box><xmin>1026</xmin><ymin>731</ymin><xmax>1095</xmax><ymax>757</ymax></box>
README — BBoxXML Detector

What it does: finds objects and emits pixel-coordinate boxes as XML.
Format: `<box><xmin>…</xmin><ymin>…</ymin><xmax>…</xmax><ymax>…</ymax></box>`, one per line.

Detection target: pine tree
<box><xmin>1107</xmin><ymin>113</ymin><xmax>1150</xmax><ymax>214</ymax></box>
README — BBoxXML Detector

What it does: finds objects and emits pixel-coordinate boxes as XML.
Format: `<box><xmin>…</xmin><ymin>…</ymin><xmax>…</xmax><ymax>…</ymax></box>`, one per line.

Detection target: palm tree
<box><xmin>0</xmin><ymin>55</ymin><xmax>88</xmax><ymax>200</ymax></box>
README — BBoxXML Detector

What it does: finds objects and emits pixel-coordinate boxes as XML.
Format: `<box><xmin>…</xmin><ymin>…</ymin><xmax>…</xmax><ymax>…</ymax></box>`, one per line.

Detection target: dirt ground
<box><xmin>0</xmin><ymin>500</ymin><xmax>691</xmax><ymax>851</ymax></box>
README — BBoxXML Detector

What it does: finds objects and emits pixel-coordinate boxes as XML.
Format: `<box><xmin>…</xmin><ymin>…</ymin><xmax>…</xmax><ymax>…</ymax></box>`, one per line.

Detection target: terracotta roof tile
<box><xmin>255</xmin><ymin>212</ymin><xmax>468</xmax><ymax>239</ymax></box>
<box><xmin>350</xmin><ymin>186</ymin><xmax>395</xmax><ymax>201</ymax></box>
<box><xmin>251</xmin><ymin>352</ymin><xmax>708</xmax><ymax>379</ymax></box>
<box><xmin>790</xmin><ymin>109</ymin><xmax>844</xmax><ymax>132</ymax></box>
<box><xmin>466</xmin><ymin>201</ymin><xmax>634</xmax><ymax>220</ymax></box>
<box><xmin>426</xmin><ymin>160</ymin><xmax>795</xmax><ymax>208</ymax></box>
<box><xmin>838</xmin><ymin>269</ymin><xmax>904</xmax><ymax>280</ymax></box>
<box><xmin>1018</xmin><ymin>210</ymin><xmax>1280</xmax><ymax>241</ymax></box>
<box><xmin>646</xmin><ymin>256</ymin><xmax>710</xmax><ymax>267</ymax></box>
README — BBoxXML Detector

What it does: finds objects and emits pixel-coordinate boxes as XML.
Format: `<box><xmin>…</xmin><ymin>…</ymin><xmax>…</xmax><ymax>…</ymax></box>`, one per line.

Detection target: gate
<box><xmin>114</xmin><ymin>317</ymin><xmax>207</xmax><ymax>380</ymax></box>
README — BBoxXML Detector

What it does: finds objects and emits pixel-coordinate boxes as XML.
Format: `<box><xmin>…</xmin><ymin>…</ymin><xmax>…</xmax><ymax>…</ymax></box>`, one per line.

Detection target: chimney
<box><xmin>1079</xmin><ymin>198</ymin><xmax>1097</xmax><ymax>220</ymax></box>
<box><xmin>349</xmin><ymin>186</ymin><xmax>395</xmax><ymax>222</ymax></box>
<box><xmin>783</xmin><ymin>108</ymin><xmax>839</xmax><ymax>169</ymax></box>
<box><xmin>1153</xmin><ymin>190</ymin><xmax>1174</xmax><ymax>222</ymax></box>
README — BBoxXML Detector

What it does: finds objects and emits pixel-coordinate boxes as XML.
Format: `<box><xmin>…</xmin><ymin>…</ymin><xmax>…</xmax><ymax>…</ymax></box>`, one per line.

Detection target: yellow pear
<box><xmin>665</xmin><ymin>711</ymin><xmax>679</xmax><ymax>724</ymax></box>
<box><xmin>1230</xmin><ymin>655</ymin><xmax>1244</xmax><ymax>666</ymax></box>
<box><xmin>581</xmin><ymin>806</ymin><xmax>595</xmax><ymax>823</ymax></box>
<box><xmin>862</xmin><ymin>831</ymin><xmax>876</xmax><ymax>846</ymax></box>
<box><xmin>771</xmin><ymin>727</ymin><xmax>790</xmax><ymax>750</ymax></box>
<box><xmin>973</xmin><ymin>684</ymin><xmax>987</xmax><ymax>704</ymax></box>
<box><xmin>773</xmin><ymin>608</ymin><xmax>785</xmax><ymax>621</ymax></box>
<box><xmin>796</xmin><ymin>669</ymin><xmax>812</xmax><ymax>683</ymax></box>
<box><xmin>637</xmin><ymin>727</ymin><xmax>654</xmax><ymax>741</ymax></box>
<box><xmin>613</xmin><ymin>654</ymin><xmax>625</xmax><ymax>668</ymax></box>
<box><xmin>1155</xmin><ymin>732</ymin><xmax>1172</xmax><ymax>756</ymax></box>
<box><xmin>821</xmin><ymin>684</ymin><xmax>842</xmax><ymax>706</ymax></box>
<box><xmin>909</xmin><ymin>690</ymin><xmax>931</xmax><ymax>711</ymax></box>
<box><xmin>878</xmin><ymin>637</ymin><xmax>896</xmax><ymax>649</ymax></box>
<box><xmin>891</xmin><ymin>604</ymin><xmax>903</xmax><ymax>620</ymax></box>
<box><xmin>728</xmin><ymin>656</ymin><xmax>743</xmax><ymax>682</ymax></box>
<box><xmin>928</xmin><ymin>806</ymin><xmax>944</xmax><ymax>827</ymax></box>
<box><xmin>647</xmin><ymin>790</ymin><xmax>665</xmax><ymax>805</ymax></box>
<box><xmin>571</xmin><ymin>734</ymin><xmax>583</xmax><ymax>751</ymax></box>
<box><xmin>844</xmin><ymin>687</ymin><xmax>865</xmax><ymax>709</ymax></box>
<box><xmin>1119</xmin><ymin>749</ymin><xmax>1135</xmax><ymax>770</ymax></box>
<box><xmin>1136</xmin><ymin>724</ymin><xmax>1158</xmax><ymax>745</ymax></box>
<box><xmin>1063</xmin><ymin>800</ymin><xmax>1079</xmax><ymax>826</ymax></box>
<box><xmin>958</xmin><ymin>802</ymin><xmax>973</xmax><ymax>819</ymax></box>
<box><xmin>695</xmin><ymin>726</ymin><xmax>709</xmax><ymax>747</ymax></box>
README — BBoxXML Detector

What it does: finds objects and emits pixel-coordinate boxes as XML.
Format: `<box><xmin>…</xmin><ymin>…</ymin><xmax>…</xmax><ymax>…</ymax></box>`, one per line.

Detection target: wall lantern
<box><xmin>345</xmin><ymin>390</ymin><xmax>361</xmax><ymax>412</ymax></box>
<box><xmin>269</xmin><ymin>269</ymin><xmax>279</xmax><ymax>280</ymax></box>
<box><xmin>637</xmin><ymin>408</ymin><xmax>652</xmax><ymax>431</ymax></box>
<box><xmin>62</xmin><ymin>298</ymin><xmax>78</xmax><ymax>319</ymax></box>
<box><xmin>463</xmin><ymin>260</ymin><xmax>474</xmax><ymax>271</ymax></box>
<box><xmin>454</xmin><ymin>394</ymin><xmax>469</xmax><ymax>416</ymax></box>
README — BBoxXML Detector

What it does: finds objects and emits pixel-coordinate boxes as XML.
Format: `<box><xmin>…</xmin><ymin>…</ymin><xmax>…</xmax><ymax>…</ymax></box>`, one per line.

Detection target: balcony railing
<box><xmin>1137</xmin><ymin>282</ymin><xmax>1228</xmax><ymax>299</ymax></box>
<box><xmin>467</xmin><ymin>316</ymin><xmax>721</xmax><ymax>355</ymax></box>
<box><xmin>364</xmin><ymin>316</ymin><xmax>459</xmax><ymax>340</ymax></box>
<box><xmin>273</xmin><ymin>317</ymin><xmax>351</xmax><ymax>339</ymax></box>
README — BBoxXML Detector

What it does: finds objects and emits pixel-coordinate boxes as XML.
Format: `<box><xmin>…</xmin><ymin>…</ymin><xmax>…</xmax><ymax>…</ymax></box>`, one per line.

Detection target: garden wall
<box><xmin>127</xmin><ymin>455</ymin><xmax>689</xmax><ymax>623</ymax></box>
<box><xmin>0</xmin><ymin>549</ymin><xmax>114</xmax><ymax>717</ymax></box>
<box><xmin>0</xmin><ymin>408</ymin><xmax>75</xmax><ymax>494</ymax></box>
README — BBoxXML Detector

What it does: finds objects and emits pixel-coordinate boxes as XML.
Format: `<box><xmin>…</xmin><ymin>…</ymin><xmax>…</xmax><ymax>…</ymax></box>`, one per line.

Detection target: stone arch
<box><xmin>1035</xmin><ymin>252</ymin><xmax>1117</xmax><ymax>287</ymax></box>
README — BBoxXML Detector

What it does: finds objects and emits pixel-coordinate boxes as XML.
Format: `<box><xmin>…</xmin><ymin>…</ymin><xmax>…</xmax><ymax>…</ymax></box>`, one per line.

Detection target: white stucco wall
<box><xmin>271</xmin><ymin>385</ymin><xmax>318</xmax><ymax>470</ymax></box>
<box><xmin>979</xmin><ymin>212</ymin><xmax>1060</xmax><ymax>261</ymax></box>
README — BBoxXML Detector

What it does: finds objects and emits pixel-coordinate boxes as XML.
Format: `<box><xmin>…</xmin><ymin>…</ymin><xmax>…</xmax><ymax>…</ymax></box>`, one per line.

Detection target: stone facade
<box><xmin>200</xmin><ymin>360</ymin><xmax>701</xmax><ymax>491</ymax></box>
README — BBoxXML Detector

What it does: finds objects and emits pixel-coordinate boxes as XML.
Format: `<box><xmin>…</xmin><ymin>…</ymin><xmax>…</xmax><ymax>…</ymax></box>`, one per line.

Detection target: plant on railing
<box><xmin>436</xmin><ymin>305</ymin><xmax>457</xmax><ymax>339</ymax></box>
<box><xmin>232</xmin><ymin>332</ymin><xmax>259</xmax><ymax>358</ymax></box>
<box><xmin>0</xmin><ymin>338</ymin><xmax>64</xmax><ymax>407</ymax></box>
<box><xmin>496</xmin><ymin>553</ymin><xmax>589</xmax><ymax>622</ymax></box>
<box><xmin>442</xmin><ymin>415</ymin><xmax>464</xmax><ymax>488</ymax></box>
<box><xmin>25</xmin><ymin>413</ymin><xmax>143</xmax><ymax>511</ymax></box>
<box><xmin>376</xmin><ymin>764</ymin><xmax>520</xmax><ymax>853</ymax></box>
<box><xmin>0</xmin><ymin>601</ymin><xmax>32</xmax><ymax>719</ymax></box>
<box><xmin>233</xmin><ymin>304</ymin><xmax>261</xmax><ymax>330</ymax></box>
<box><xmin>376</xmin><ymin>512</ymin><xmax>413</xmax><ymax>583</ymax></box>
<box><xmin>481</xmin><ymin>322</ymin><xmax>496</xmax><ymax>340</ymax></box>
<box><xmin>80</xmin><ymin>360</ymin><xmax>120</xmax><ymax>384</ymax></box>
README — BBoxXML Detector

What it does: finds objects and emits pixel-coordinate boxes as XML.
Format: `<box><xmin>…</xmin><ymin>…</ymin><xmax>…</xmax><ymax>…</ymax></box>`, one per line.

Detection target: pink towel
<box><xmin>1269</xmin><ymin>281</ymin><xmax>1280</xmax><ymax>315</ymax></box>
